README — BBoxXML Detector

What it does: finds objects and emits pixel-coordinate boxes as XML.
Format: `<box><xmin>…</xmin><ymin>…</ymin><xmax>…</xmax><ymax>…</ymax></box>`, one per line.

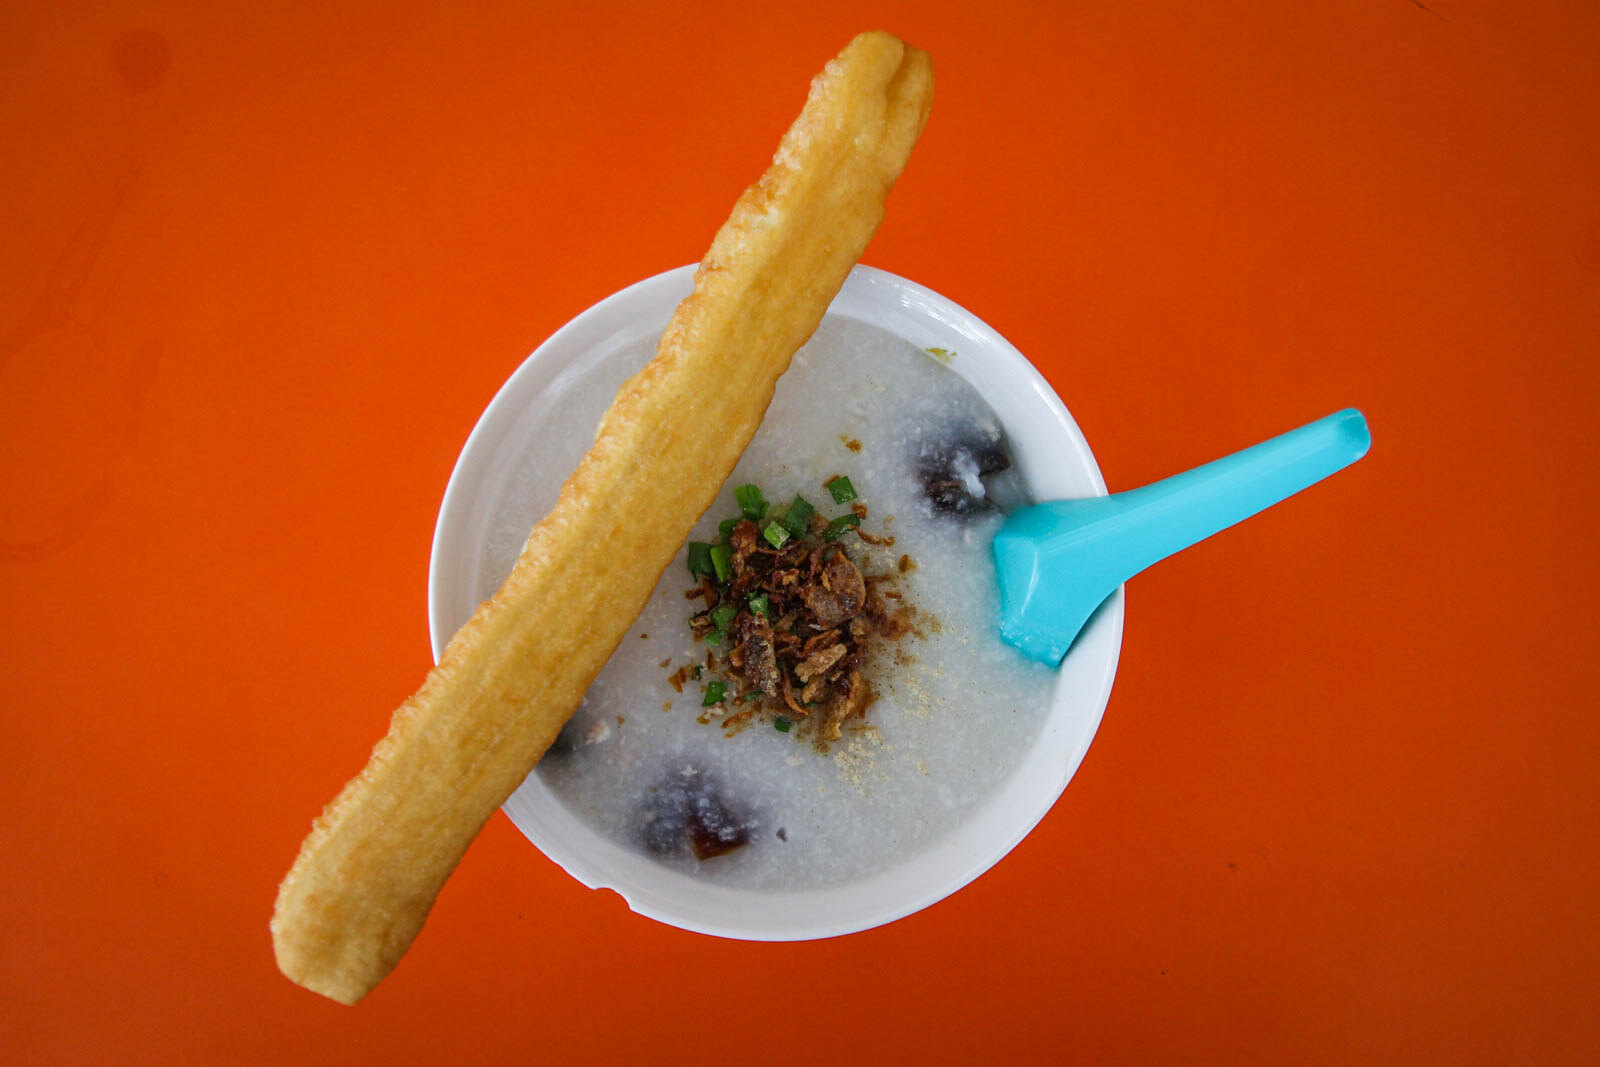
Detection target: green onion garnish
<box><xmin>748</xmin><ymin>594</ymin><xmax>772</xmax><ymax>618</ymax></box>
<box><xmin>718</xmin><ymin>517</ymin><xmax>739</xmax><ymax>542</ymax></box>
<box><xmin>734</xmin><ymin>484</ymin><xmax>768</xmax><ymax>521</ymax></box>
<box><xmin>709</xmin><ymin>544</ymin><xmax>732</xmax><ymax>582</ymax></box>
<box><xmin>686</xmin><ymin>541</ymin><xmax>716</xmax><ymax>577</ymax></box>
<box><xmin>702</xmin><ymin>681</ymin><xmax>726</xmax><ymax>706</ymax></box>
<box><xmin>781</xmin><ymin>495</ymin><xmax>815</xmax><ymax>537</ymax></box>
<box><xmin>707</xmin><ymin>629</ymin><xmax>727</xmax><ymax>647</ymax></box>
<box><xmin>823</xmin><ymin>513</ymin><xmax>862</xmax><ymax>541</ymax></box>
<box><xmin>711</xmin><ymin>603</ymin><xmax>737</xmax><ymax>630</ymax></box>
<box><xmin>774</xmin><ymin>716</ymin><xmax>792</xmax><ymax>733</ymax></box>
<box><xmin>825</xmin><ymin>476</ymin><xmax>856</xmax><ymax>504</ymax></box>
<box><xmin>762</xmin><ymin>521</ymin><xmax>791</xmax><ymax>549</ymax></box>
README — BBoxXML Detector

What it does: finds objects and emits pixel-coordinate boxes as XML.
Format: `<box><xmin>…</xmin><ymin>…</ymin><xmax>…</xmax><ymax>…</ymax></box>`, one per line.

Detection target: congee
<box><xmin>480</xmin><ymin>315</ymin><xmax>1056</xmax><ymax>889</ymax></box>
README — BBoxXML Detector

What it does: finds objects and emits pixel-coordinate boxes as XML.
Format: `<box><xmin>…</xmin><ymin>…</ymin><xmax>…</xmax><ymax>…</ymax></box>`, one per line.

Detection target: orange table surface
<box><xmin>3</xmin><ymin>1</ymin><xmax>1596</xmax><ymax>1063</ymax></box>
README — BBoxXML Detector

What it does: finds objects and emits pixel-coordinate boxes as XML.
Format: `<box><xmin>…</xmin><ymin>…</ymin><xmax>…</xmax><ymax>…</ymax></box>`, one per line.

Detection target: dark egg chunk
<box><xmin>916</xmin><ymin>422</ymin><xmax>1013</xmax><ymax>516</ymax></box>
<box><xmin>543</xmin><ymin>717</ymin><xmax>584</xmax><ymax>761</ymax></box>
<box><xmin>635</xmin><ymin>763</ymin><xmax>755</xmax><ymax>861</ymax></box>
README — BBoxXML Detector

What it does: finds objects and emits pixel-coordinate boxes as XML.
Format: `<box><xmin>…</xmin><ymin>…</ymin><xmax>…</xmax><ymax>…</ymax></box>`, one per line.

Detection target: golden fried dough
<box><xmin>271</xmin><ymin>31</ymin><xmax>934</xmax><ymax>1004</ymax></box>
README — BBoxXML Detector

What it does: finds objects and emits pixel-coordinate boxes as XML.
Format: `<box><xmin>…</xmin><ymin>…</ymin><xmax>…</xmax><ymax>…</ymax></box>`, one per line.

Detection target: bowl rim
<box><xmin>428</xmin><ymin>263</ymin><xmax>1124</xmax><ymax>940</ymax></box>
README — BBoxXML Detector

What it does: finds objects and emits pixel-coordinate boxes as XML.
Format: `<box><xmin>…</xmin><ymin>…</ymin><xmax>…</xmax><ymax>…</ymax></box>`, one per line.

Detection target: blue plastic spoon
<box><xmin>994</xmin><ymin>408</ymin><xmax>1372</xmax><ymax>665</ymax></box>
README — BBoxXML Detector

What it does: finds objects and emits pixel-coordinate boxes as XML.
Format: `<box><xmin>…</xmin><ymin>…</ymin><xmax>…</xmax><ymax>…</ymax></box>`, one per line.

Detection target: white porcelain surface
<box><xmin>428</xmin><ymin>264</ymin><xmax>1124</xmax><ymax>940</ymax></box>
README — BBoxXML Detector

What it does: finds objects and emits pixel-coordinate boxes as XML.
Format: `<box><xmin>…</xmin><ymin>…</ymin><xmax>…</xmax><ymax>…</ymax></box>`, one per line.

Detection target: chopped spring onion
<box><xmin>702</xmin><ymin>681</ymin><xmax>727</xmax><ymax>706</ymax></box>
<box><xmin>825</xmin><ymin>476</ymin><xmax>856</xmax><ymax>504</ymax></box>
<box><xmin>823</xmin><ymin>513</ymin><xmax>862</xmax><ymax>541</ymax></box>
<box><xmin>709</xmin><ymin>544</ymin><xmax>733</xmax><ymax>582</ymax></box>
<box><xmin>774</xmin><ymin>716</ymin><xmax>792</xmax><ymax>733</ymax></box>
<box><xmin>762</xmin><ymin>520</ymin><xmax>791</xmax><ymax>549</ymax></box>
<box><xmin>734</xmin><ymin>484</ymin><xmax>768</xmax><ymax>521</ymax></box>
<box><xmin>686</xmin><ymin>541</ymin><xmax>716</xmax><ymax>577</ymax></box>
<box><xmin>710</xmin><ymin>603</ymin><xmax>737</xmax><ymax>630</ymax></box>
<box><xmin>748</xmin><ymin>594</ymin><xmax>772</xmax><ymax>618</ymax></box>
<box><xmin>780</xmin><ymin>494</ymin><xmax>815</xmax><ymax>536</ymax></box>
<box><xmin>718</xmin><ymin>517</ymin><xmax>739</xmax><ymax>542</ymax></box>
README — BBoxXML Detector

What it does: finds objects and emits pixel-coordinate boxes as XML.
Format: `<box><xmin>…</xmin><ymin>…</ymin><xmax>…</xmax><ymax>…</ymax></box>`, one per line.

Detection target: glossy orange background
<box><xmin>3</xmin><ymin>1</ymin><xmax>1596</xmax><ymax>1062</ymax></box>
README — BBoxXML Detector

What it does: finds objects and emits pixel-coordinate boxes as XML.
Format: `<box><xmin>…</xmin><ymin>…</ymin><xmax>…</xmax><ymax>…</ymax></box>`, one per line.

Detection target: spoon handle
<box><xmin>1074</xmin><ymin>408</ymin><xmax>1372</xmax><ymax>590</ymax></box>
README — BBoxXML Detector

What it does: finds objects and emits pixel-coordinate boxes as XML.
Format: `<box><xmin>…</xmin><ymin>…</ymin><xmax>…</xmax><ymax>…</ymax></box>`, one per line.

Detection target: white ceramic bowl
<box><xmin>429</xmin><ymin>264</ymin><xmax>1123</xmax><ymax>939</ymax></box>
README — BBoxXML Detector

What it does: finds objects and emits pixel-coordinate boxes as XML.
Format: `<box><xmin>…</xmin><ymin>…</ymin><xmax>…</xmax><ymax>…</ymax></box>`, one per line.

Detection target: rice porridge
<box><xmin>477</xmin><ymin>316</ymin><xmax>1056</xmax><ymax>890</ymax></box>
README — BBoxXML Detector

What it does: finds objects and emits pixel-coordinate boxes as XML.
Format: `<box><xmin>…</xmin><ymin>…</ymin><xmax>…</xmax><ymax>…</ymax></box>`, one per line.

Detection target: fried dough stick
<box><xmin>272</xmin><ymin>31</ymin><xmax>933</xmax><ymax>1005</ymax></box>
